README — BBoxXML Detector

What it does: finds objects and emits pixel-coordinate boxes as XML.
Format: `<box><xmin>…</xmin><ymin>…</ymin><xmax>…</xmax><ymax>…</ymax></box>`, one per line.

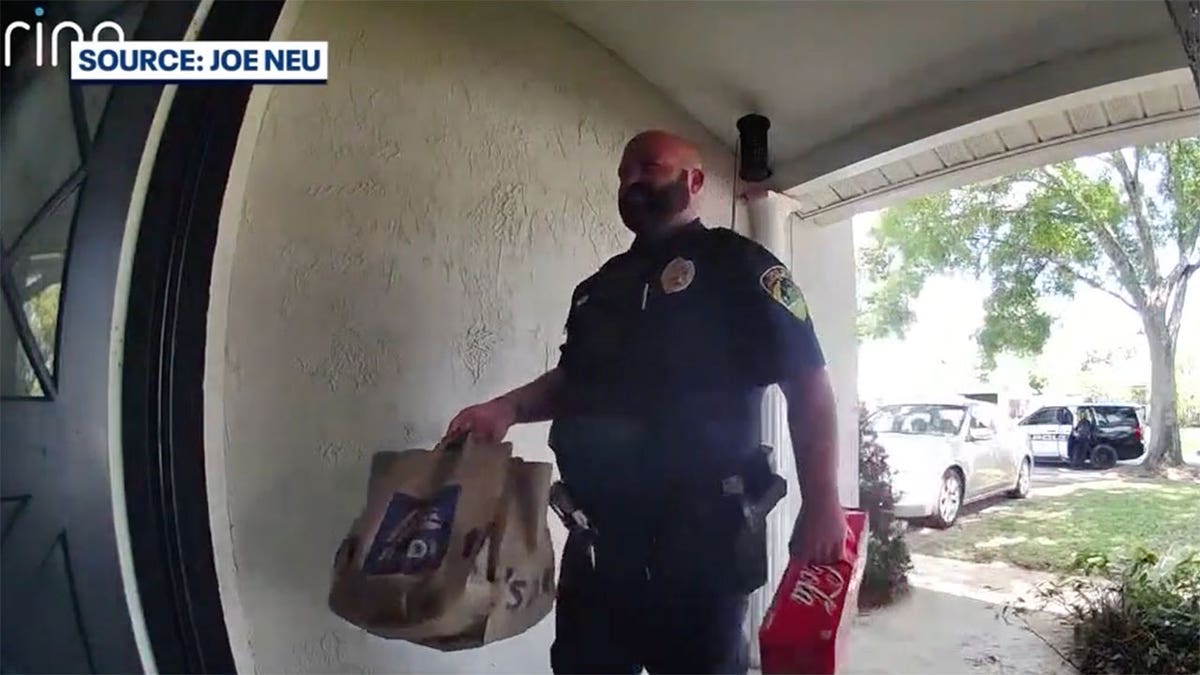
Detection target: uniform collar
<box><xmin>630</xmin><ymin>218</ymin><xmax>705</xmax><ymax>254</ymax></box>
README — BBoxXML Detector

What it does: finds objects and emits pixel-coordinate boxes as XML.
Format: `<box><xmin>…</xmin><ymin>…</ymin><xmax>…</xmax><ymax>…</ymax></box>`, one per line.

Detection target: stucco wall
<box><xmin>216</xmin><ymin>2</ymin><xmax>740</xmax><ymax>672</ymax></box>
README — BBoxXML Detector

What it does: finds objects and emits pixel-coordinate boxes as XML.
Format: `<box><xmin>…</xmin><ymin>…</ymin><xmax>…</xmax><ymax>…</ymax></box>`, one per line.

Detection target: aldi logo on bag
<box><xmin>363</xmin><ymin>486</ymin><xmax>460</xmax><ymax>575</ymax></box>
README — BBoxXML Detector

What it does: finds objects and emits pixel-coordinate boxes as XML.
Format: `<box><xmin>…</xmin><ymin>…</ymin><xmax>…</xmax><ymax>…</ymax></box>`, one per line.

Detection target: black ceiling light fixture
<box><xmin>736</xmin><ymin>113</ymin><xmax>772</xmax><ymax>183</ymax></box>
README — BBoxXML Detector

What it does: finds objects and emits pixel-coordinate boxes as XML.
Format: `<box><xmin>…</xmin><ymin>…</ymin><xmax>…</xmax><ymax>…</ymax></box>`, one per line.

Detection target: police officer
<box><xmin>1069</xmin><ymin>407</ymin><xmax>1095</xmax><ymax>469</ymax></box>
<box><xmin>447</xmin><ymin>130</ymin><xmax>845</xmax><ymax>674</ymax></box>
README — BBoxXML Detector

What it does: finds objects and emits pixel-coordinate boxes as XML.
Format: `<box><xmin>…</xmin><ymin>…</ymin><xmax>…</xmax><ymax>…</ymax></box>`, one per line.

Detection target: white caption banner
<box><xmin>70</xmin><ymin>41</ymin><xmax>329</xmax><ymax>83</ymax></box>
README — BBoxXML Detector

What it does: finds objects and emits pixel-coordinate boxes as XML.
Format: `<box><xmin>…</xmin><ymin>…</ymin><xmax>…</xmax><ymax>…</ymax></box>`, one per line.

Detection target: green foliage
<box><xmin>859</xmin><ymin>139</ymin><xmax>1200</xmax><ymax>365</ymax></box>
<box><xmin>857</xmin><ymin>409</ymin><xmax>912</xmax><ymax>609</ymax></box>
<box><xmin>1028</xmin><ymin>373</ymin><xmax>1048</xmax><ymax>395</ymax></box>
<box><xmin>25</xmin><ymin>283</ymin><xmax>60</xmax><ymax>369</ymax></box>
<box><xmin>1030</xmin><ymin>548</ymin><xmax>1200</xmax><ymax>675</ymax></box>
<box><xmin>1162</xmin><ymin>141</ymin><xmax>1200</xmax><ymax>253</ymax></box>
<box><xmin>1178</xmin><ymin>356</ymin><xmax>1200</xmax><ymax>427</ymax></box>
<box><xmin>861</xmin><ymin>522</ymin><xmax>912</xmax><ymax>611</ymax></box>
<box><xmin>1180</xmin><ymin>392</ymin><xmax>1200</xmax><ymax>427</ymax></box>
<box><xmin>861</xmin><ymin>139</ymin><xmax>1200</xmax><ymax>469</ymax></box>
<box><xmin>976</xmin><ymin>282</ymin><xmax>1051</xmax><ymax>370</ymax></box>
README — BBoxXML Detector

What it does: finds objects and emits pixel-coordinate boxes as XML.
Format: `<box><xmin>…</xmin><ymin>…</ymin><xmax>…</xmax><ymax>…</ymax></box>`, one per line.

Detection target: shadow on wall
<box><xmin>217</xmin><ymin>1</ymin><xmax>736</xmax><ymax>673</ymax></box>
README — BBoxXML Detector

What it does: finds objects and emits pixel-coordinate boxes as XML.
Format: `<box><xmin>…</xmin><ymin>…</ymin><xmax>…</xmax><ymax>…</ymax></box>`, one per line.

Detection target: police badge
<box><xmin>661</xmin><ymin>257</ymin><xmax>696</xmax><ymax>294</ymax></box>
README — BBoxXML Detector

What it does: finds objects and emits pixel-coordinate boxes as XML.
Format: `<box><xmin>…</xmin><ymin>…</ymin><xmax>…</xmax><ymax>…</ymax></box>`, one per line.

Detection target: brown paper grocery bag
<box><xmin>328</xmin><ymin>434</ymin><xmax>511</xmax><ymax>635</ymax></box>
<box><xmin>486</xmin><ymin>457</ymin><xmax>556</xmax><ymax>643</ymax></box>
<box><xmin>329</xmin><ymin>436</ymin><xmax>556</xmax><ymax>650</ymax></box>
<box><xmin>429</xmin><ymin>457</ymin><xmax>557</xmax><ymax>650</ymax></box>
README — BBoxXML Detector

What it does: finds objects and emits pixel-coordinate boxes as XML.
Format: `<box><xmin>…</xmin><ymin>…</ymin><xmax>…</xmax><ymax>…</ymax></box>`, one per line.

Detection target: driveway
<box><xmin>903</xmin><ymin>464</ymin><xmax>1121</xmax><ymax>531</ymax></box>
<box><xmin>842</xmin><ymin>555</ymin><xmax>1073</xmax><ymax>675</ymax></box>
<box><xmin>1028</xmin><ymin>463</ymin><xmax>1152</xmax><ymax>496</ymax></box>
<box><xmin>1029</xmin><ymin>460</ymin><xmax>1198</xmax><ymax>498</ymax></box>
<box><xmin>1032</xmin><ymin>462</ymin><xmax>1116</xmax><ymax>487</ymax></box>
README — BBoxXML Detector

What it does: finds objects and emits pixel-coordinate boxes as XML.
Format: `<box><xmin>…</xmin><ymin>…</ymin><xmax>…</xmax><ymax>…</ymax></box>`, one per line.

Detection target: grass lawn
<box><xmin>909</xmin><ymin>481</ymin><xmax>1200</xmax><ymax>574</ymax></box>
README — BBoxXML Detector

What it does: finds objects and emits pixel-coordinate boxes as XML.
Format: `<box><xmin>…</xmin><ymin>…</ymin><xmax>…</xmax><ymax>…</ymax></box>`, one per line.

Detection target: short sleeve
<box><xmin>556</xmin><ymin>280</ymin><xmax>589</xmax><ymax>377</ymax></box>
<box><xmin>729</xmin><ymin>240</ymin><xmax>825</xmax><ymax>384</ymax></box>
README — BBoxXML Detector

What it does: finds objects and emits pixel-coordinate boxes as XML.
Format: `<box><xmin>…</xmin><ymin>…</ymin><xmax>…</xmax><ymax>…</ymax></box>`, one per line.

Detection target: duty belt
<box><xmin>549</xmin><ymin>481</ymin><xmax>597</xmax><ymax>567</ymax></box>
<box><xmin>548</xmin><ymin>447</ymin><xmax>788</xmax><ymax>565</ymax></box>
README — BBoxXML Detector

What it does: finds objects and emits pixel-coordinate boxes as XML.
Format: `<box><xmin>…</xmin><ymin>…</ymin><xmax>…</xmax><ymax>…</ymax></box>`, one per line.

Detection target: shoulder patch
<box><xmin>760</xmin><ymin>265</ymin><xmax>809</xmax><ymax>320</ymax></box>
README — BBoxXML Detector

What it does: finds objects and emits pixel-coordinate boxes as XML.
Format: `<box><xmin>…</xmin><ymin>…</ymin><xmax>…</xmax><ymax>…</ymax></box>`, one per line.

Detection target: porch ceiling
<box><xmin>786</xmin><ymin>71</ymin><xmax>1200</xmax><ymax>226</ymax></box>
<box><xmin>546</xmin><ymin>1</ymin><xmax>1191</xmax><ymax>193</ymax></box>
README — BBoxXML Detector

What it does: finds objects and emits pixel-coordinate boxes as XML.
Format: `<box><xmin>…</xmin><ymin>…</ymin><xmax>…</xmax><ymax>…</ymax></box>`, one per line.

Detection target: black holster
<box><xmin>651</xmin><ymin>447</ymin><xmax>787</xmax><ymax>595</ymax></box>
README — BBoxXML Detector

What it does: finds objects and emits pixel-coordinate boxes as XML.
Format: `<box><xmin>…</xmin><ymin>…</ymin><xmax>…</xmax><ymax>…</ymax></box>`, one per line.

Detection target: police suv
<box><xmin>1017</xmin><ymin>401</ymin><xmax>1147</xmax><ymax>469</ymax></box>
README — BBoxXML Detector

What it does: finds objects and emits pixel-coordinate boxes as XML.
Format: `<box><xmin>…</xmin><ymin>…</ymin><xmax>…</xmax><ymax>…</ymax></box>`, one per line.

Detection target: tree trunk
<box><xmin>1143</xmin><ymin>313</ymin><xmax>1184</xmax><ymax>470</ymax></box>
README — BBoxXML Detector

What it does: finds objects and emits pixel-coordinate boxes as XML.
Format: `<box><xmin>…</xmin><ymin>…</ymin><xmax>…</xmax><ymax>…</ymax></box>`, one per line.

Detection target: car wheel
<box><xmin>1007</xmin><ymin>458</ymin><xmax>1031</xmax><ymax>499</ymax></box>
<box><xmin>928</xmin><ymin>469</ymin><xmax>963</xmax><ymax>529</ymax></box>
<box><xmin>1092</xmin><ymin>444</ymin><xmax>1118</xmax><ymax>470</ymax></box>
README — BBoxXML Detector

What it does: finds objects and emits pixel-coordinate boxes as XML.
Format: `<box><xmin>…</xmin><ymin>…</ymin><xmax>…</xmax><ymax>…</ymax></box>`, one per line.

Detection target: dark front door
<box><xmin>0</xmin><ymin>2</ymin><xmax>197</xmax><ymax>672</ymax></box>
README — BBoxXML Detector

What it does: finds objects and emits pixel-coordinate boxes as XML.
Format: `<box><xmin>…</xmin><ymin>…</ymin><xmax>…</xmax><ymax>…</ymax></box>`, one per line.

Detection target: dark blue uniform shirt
<box><xmin>550</xmin><ymin>219</ymin><xmax>825</xmax><ymax>512</ymax></box>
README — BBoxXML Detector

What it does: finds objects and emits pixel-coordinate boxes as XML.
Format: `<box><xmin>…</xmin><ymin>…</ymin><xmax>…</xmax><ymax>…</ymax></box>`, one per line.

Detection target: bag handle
<box><xmin>424</xmin><ymin>430</ymin><xmax>472</xmax><ymax>493</ymax></box>
<box><xmin>433</xmin><ymin>429</ymin><xmax>469</xmax><ymax>454</ymax></box>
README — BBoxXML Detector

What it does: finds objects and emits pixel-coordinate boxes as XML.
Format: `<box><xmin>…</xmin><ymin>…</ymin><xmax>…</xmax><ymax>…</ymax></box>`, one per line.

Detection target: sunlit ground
<box><xmin>1183</xmin><ymin>426</ymin><xmax>1200</xmax><ymax>458</ymax></box>
<box><xmin>908</xmin><ymin>481</ymin><xmax>1200</xmax><ymax>573</ymax></box>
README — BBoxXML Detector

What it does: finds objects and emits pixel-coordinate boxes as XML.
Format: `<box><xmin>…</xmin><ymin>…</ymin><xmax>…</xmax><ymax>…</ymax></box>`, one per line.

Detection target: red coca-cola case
<box><xmin>759</xmin><ymin>509</ymin><xmax>868</xmax><ymax>675</ymax></box>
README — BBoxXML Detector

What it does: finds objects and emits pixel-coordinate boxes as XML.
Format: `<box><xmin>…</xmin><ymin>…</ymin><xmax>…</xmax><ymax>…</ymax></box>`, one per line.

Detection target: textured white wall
<box><xmin>216</xmin><ymin>2</ymin><xmax>738</xmax><ymax>673</ymax></box>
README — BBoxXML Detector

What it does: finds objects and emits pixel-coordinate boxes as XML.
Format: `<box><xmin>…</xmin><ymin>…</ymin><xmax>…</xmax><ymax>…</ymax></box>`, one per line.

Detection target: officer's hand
<box><xmin>789</xmin><ymin>500</ymin><xmax>847</xmax><ymax>565</ymax></box>
<box><xmin>445</xmin><ymin>397</ymin><xmax>517</xmax><ymax>443</ymax></box>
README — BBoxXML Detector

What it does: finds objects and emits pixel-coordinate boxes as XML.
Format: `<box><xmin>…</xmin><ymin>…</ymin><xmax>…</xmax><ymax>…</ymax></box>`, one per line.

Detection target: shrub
<box><xmin>857</xmin><ymin>409</ymin><xmax>912</xmax><ymax>610</ymax></box>
<box><xmin>1178</xmin><ymin>390</ymin><xmax>1200</xmax><ymax>427</ymax></box>
<box><xmin>1025</xmin><ymin>548</ymin><xmax>1200</xmax><ymax>674</ymax></box>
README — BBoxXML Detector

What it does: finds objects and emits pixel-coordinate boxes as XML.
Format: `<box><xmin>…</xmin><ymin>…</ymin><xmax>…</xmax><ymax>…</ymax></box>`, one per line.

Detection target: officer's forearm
<box><xmin>496</xmin><ymin>367</ymin><xmax>568</xmax><ymax>424</ymax></box>
<box><xmin>782</xmin><ymin>368</ymin><xmax>840</xmax><ymax>508</ymax></box>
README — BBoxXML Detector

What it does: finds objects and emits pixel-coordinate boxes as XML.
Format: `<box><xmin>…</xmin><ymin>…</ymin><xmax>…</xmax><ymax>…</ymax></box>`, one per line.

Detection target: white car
<box><xmin>865</xmin><ymin>398</ymin><xmax>1033</xmax><ymax>528</ymax></box>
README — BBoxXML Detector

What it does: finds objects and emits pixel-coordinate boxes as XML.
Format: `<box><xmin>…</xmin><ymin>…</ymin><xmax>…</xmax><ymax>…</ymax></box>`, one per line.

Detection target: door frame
<box><xmin>121</xmin><ymin>1</ymin><xmax>284</xmax><ymax>672</ymax></box>
<box><xmin>2</xmin><ymin>2</ymin><xmax>205</xmax><ymax>672</ymax></box>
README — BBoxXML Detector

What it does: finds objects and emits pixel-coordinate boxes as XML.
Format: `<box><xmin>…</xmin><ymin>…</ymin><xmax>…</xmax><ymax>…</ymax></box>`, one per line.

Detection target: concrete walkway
<box><xmin>836</xmin><ymin>459</ymin><xmax>1200</xmax><ymax>673</ymax></box>
<box><xmin>841</xmin><ymin>555</ymin><xmax>1075</xmax><ymax>675</ymax></box>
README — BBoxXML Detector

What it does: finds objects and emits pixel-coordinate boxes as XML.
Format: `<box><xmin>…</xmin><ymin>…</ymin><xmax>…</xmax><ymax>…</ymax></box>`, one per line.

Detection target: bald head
<box><xmin>623</xmin><ymin>130</ymin><xmax>703</xmax><ymax>171</ymax></box>
<box><xmin>617</xmin><ymin>130</ymin><xmax>706</xmax><ymax>237</ymax></box>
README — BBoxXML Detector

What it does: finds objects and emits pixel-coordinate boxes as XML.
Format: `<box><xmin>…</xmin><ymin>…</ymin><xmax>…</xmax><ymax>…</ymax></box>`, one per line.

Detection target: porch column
<box><xmin>743</xmin><ymin>190</ymin><xmax>796</xmax><ymax>666</ymax></box>
<box><xmin>743</xmin><ymin>194</ymin><xmax>861</xmax><ymax>664</ymax></box>
<box><xmin>789</xmin><ymin>215</ymin><xmax>859</xmax><ymax>511</ymax></box>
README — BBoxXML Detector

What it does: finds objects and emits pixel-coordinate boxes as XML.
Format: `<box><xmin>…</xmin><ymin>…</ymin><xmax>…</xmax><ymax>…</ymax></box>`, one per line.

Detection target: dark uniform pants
<box><xmin>1068</xmin><ymin>435</ymin><xmax>1090</xmax><ymax>467</ymax></box>
<box><xmin>550</xmin><ymin>530</ymin><xmax>750</xmax><ymax>675</ymax></box>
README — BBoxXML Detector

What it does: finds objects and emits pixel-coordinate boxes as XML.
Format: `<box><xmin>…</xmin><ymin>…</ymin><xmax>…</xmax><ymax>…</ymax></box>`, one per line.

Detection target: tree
<box><xmin>861</xmin><ymin>139</ymin><xmax>1199</xmax><ymax>470</ymax></box>
<box><xmin>1028</xmin><ymin>373</ymin><xmax>1047</xmax><ymax>395</ymax></box>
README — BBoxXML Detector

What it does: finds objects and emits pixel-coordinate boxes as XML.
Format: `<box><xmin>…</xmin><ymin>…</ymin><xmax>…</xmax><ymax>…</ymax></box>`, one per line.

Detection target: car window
<box><xmin>867</xmin><ymin>404</ymin><xmax>966</xmax><ymax>436</ymax></box>
<box><xmin>1090</xmin><ymin>406</ymin><xmax>1139</xmax><ymax>428</ymax></box>
<box><xmin>1021</xmin><ymin>407</ymin><xmax>1060</xmax><ymax>425</ymax></box>
<box><xmin>970</xmin><ymin>406</ymin><xmax>996</xmax><ymax>431</ymax></box>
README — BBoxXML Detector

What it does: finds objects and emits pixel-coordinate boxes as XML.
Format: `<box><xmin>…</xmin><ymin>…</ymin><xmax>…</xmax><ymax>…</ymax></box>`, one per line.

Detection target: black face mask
<box><xmin>618</xmin><ymin>170</ymin><xmax>689</xmax><ymax>236</ymax></box>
